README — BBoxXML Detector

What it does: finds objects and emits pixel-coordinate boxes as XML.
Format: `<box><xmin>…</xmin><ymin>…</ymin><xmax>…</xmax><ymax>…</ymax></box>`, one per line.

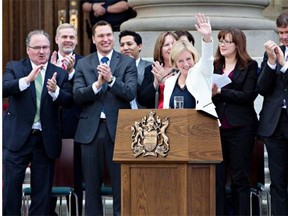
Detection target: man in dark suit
<box><xmin>50</xmin><ymin>23</ymin><xmax>83</xmax><ymax>216</ymax></box>
<box><xmin>257</xmin><ymin>10</ymin><xmax>288</xmax><ymax>216</ymax></box>
<box><xmin>3</xmin><ymin>30</ymin><xmax>73</xmax><ymax>215</ymax></box>
<box><xmin>73</xmin><ymin>20</ymin><xmax>137</xmax><ymax>215</ymax></box>
<box><xmin>119</xmin><ymin>30</ymin><xmax>152</xmax><ymax>108</ymax></box>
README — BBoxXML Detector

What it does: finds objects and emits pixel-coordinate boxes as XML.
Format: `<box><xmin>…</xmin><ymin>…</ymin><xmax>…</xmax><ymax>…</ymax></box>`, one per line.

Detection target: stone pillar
<box><xmin>122</xmin><ymin>0</ymin><xmax>275</xmax><ymax>31</ymax></box>
<box><xmin>115</xmin><ymin>0</ymin><xmax>279</xmax><ymax>59</ymax></box>
<box><xmin>263</xmin><ymin>0</ymin><xmax>283</xmax><ymax>20</ymax></box>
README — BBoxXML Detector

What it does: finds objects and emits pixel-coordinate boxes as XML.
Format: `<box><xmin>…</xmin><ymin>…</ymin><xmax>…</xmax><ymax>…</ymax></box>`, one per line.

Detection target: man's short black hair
<box><xmin>119</xmin><ymin>30</ymin><xmax>142</xmax><ymax>45</ymax></box>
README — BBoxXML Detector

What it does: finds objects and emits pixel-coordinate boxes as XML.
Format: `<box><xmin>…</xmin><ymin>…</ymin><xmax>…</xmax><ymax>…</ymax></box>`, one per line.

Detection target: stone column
<box><xmin>115</xmin><ymin>0</ymin><xmax>279</xmax><ymax>66</ymax></box>
<box><xmin>122</xmin><ymin>0</ymin><xmax>275</xmax><ymax>31</ymax></box>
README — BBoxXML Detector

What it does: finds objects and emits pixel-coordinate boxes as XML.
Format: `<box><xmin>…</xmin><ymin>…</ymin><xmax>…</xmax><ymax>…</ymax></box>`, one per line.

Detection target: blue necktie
<box><xmin>101</xmin><ymin>56</ymin><xmax>109</xmax><ymax>64</ymax></box>
<box><xmin>101</xmin><ymin>57</ymin><xmax>109</xmax><ymax>115</ymax></box>
<box><xmin>101</xmin><ymin>57</ymin><xmax>109</xmax><ymax>92</ymax></box>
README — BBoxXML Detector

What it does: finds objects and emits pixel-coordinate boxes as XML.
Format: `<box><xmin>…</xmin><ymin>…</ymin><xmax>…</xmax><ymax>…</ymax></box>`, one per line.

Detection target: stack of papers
<box><xmin>213</xmin><ymin>74</ymin><xmax>232</xmax><ymax>88</ymax></box>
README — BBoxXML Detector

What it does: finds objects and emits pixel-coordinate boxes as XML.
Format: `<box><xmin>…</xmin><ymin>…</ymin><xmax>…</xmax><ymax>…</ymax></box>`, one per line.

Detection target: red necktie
<box><xmin>61</xmin><ymin>59</ymin><xmax>67</xmax><ymax>70</ymax></box>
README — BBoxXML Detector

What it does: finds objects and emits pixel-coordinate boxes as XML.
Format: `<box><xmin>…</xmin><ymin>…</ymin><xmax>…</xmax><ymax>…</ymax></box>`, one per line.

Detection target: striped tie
<box><xmin>33</xmin><ymin>71</ymin><xmax>43</xmax><ymax>123</ymax></box>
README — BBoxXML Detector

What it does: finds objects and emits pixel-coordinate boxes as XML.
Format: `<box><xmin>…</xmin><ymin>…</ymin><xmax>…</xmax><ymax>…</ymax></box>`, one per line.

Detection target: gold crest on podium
<box><xmin>131</xmin><ymin>111</ymin><xmax>170</xmax><ymax>157</ymax></box>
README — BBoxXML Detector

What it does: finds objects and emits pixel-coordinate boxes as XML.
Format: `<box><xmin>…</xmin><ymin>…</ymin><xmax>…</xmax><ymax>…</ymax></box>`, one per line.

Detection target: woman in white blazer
<box><xmin>163</xmin><ymin>13</ymin><xmax>217</xmax><ymax>117</ymax></box>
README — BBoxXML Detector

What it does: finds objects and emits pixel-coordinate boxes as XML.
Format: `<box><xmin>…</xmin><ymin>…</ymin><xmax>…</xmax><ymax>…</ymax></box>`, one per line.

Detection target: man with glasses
<box><xmin>3</xmin><ymin>30</ymin><xmax>73</xmax><ymax>215</ymax></box>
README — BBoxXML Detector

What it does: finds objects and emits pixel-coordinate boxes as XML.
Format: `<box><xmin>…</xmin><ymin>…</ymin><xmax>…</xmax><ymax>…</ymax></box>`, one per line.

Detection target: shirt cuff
<box><xmin>19</xmin><ymin>77</ymin><xmax>30</xmax><ymax>91</ymax></box>
<box><xmin>48</xmin><ymin>86</ymin><xmax>60</xmax><ymax>101</ymax></box>
<box><xmin>68</xmin><ymin>69</ymin><xmax>75</xmax><ymax>80</ymax></box>
<box><xmin>92</xmin><ymin>82</ymin><xmax>101</xmax><ymax>94</ymax></box>
<box><xmin>280</xmin><ymin>62</ymin><xmax>288</xmax><ymax>73</ymax></box>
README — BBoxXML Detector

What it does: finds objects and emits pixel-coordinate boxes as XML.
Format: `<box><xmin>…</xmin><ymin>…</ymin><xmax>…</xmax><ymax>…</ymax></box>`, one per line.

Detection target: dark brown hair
<box><xmin>276</xmin><ymin>10</ymin><xmax>288</xmax><ymax>28</ymax></box>
<box><xmin>92</xmin><ymin>20</ymin><xmax>113</xmax><ymax>36</ymax></box>
<box><xmin>214</xmin><ymin>28</ymin><xmax>252</xmax><ymax>71</ymax></box>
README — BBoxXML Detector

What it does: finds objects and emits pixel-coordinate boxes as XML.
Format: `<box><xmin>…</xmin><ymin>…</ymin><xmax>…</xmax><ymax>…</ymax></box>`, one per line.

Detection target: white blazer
<box><xmin>163</xmin><ymin>39</ymin><xmax>218</xmax><ymax>118</ymax></box>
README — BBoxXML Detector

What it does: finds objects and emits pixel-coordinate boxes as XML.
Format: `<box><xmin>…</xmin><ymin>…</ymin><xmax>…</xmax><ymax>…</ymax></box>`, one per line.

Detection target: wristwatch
<box><xmin>217</xmin><ymin>88</ymin><xmax>221</xmax><ymax>94</ymax></box>
<box><xmin>108</xmin><ymin>76</ymin><xmax>115</xmax><ymax>84</ymax></box>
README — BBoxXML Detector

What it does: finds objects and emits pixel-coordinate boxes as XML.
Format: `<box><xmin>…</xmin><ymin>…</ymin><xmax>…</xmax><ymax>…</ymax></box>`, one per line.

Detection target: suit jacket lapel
<box><xmin>233</xmin><ymin>66</ymin><xmax>241</xmax><ymax>82</ymax></box>
<box><xmin>280</xmin><ymin>46</ymin><xmax>288</xmax><ymax>85</ymax></box>
<box><xmin>137</xmin><ymin>59</ymin><xmax>145</xmax><ymax>83</ymax></box>
<box><xmin>23</xmin><ymin>59</ymin><xmax>37</xmax><ymax>106</ymax></box>
<box><xmin>91</xmin><ymin>53</ymin><xmax>100</xmax><ymax>77</ymax></box>
<box><xmin>138</xmin><ymin>59</ymin><xmax>145</xmax><ymax>73</ymax></box>
<box><xmin>110</xmin><ymin>51</ymin><xmax>120</xmax><ymax>76</ymax></box>
<box><xmin>41</xmin><ymin>63</ymin><xmax>54</xmax><ymax>104</ymax></box>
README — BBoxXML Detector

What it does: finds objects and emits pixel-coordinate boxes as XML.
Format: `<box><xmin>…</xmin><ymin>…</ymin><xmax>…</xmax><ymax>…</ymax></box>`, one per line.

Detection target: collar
<box><xmin>135</xmin><ymin>58</ymin><xmax>141</xmax><ymax>67</ymax></box>
<box><xmin>30</xmin><ymin>61</ymin><xmax>48</xmax><ymax>71</ymax></box>
<box><xmin>97</xmin><ymin>50</ymin><xmax>113</xmax><ymax>63</ymax></box>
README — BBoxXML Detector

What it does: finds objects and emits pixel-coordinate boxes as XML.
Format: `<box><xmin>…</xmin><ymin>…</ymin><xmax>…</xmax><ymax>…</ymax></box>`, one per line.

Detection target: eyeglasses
<box><xmin>28</xmin><ymin>45</ymin><xmax>50</xmax><ymax>51</ymax></box>
<box><xmin>218</xmin><ymin>40</ymin><xmax>234</xmax><ymax>45</ymax></box>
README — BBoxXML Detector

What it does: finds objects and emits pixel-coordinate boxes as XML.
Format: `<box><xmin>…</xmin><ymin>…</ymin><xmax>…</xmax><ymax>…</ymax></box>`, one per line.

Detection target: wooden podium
<box><xmin>114</xmin><ymin>109</ymin><xmax>222</xmax><ymax>215</ymax></box>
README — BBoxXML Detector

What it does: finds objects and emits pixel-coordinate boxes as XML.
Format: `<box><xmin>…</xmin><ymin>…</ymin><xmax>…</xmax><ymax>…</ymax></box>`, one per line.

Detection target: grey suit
<box><xmin>137</xmin><ymin>58</ymin><xmax>152</xmax><ymax>86</ymax></box>
<box><xmin>73</xmin><ymin>50</ymin><xmax>137</xmax><ymax>215</ymax></box>
<box><xmin>134</xmin><ymin>58</ymin><xmax>152</xmax><ymax>109</ymax></box>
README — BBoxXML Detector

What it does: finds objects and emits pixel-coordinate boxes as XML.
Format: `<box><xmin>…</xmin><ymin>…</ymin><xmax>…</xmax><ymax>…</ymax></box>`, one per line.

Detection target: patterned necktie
<box><xmin>100</xmin><ymin>57</ymin><xmax>109</xmax><ymax>115</ymax></box>
<box><xmin>33</xmin><ymin>70</ymin><xmax>43</xmax><ymax>123</ymax></box>
<box><xmin>101</xmin><ymin>56</ymin><xmax>109</xmax><ymax>65</ymax></box>
<box><xmin>101</xmin><ymin>57</ymin><xmax>109</xmax><ymax>92</ymax></box>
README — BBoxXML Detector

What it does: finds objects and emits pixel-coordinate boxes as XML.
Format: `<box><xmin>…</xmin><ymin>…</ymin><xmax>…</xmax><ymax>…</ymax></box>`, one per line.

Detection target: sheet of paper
<box><xmin>213</xmin><ymin>74</ymin><xmax>232</xmax><ymax>88</ymax></box>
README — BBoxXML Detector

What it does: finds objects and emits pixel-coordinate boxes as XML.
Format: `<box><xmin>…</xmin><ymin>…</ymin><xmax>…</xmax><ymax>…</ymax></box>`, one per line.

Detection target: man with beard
<box><xmin>50</xmin><ymin>23</ymin><xmax>83</xmax><ymax>216</ymax></box>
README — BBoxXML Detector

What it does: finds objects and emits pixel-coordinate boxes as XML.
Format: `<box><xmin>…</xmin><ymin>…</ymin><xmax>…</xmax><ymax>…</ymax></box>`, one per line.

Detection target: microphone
<box><xmin>155</xmin><ymin>68</ymin><xmax>179</xmax><ymax>109</ymax></box>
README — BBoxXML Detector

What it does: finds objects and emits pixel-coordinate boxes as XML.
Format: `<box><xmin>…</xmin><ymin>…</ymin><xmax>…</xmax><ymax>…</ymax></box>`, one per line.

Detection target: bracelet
<box><xmin>91</xmin><ymin>3</ymin><xmax>94</xmax><ymax>11</ymax></box>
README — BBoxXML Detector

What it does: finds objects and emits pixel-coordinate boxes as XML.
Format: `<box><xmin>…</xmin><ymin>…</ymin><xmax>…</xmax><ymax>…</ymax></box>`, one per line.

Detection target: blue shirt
<box><xmin>169</xmin><ymin>83</ymin><xmax>196</xmax><ymax>108</ymax></box>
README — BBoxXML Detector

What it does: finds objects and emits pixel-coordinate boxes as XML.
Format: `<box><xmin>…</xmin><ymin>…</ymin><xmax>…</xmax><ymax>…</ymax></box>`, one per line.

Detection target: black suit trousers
<box><xmin>264</xmin><ymin>109</ymin><xmax>288</xmax><ymax>216</ymax></box>
<box><xmin>81</xmin><ymin>121</ymin><xmax>121</xmax><ymax>216</ymax></box>
<box><xmin>3</xmin><ymin>133</ymin><xmax>55</xmax><ymax>216</ymax></box>
<box><xmin>216</xmin><ymin>125</ymin><xmax>257</xmax><ymax>215</ymax></box>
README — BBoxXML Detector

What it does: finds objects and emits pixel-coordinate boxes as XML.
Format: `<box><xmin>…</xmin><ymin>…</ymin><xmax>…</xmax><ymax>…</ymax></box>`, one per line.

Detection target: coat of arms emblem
<box><xmin>131</xmin><ymin>111</ymin><xmax>170</xmax><ymax>157</ymax></box>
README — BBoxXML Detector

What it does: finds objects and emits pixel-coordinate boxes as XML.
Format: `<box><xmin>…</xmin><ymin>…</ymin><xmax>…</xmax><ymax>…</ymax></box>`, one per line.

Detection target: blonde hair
<box><xmin>56</xmin><ymin>23</ymin><xmax>77</xmax><ymax>37</ymax></box>
<box><xmin>169</xmin><ymin>40</ymin><xmax>199</xmax><ymax>68</ymax></box>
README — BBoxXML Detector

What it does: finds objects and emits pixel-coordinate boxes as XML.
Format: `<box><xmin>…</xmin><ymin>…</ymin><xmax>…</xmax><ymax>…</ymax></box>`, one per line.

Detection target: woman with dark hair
<box><xmin>212</xmin><ymin>28</ymin><xmax>259</xmax><ymax>215</ymax></box>
<box><xmin>138</xmin><ymin>31</ymin><xmax>178</xmax><ymax>108</ymax></box>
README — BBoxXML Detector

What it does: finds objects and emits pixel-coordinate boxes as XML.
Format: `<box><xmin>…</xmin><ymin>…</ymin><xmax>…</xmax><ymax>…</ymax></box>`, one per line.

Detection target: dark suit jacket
<box><xmin>73</xmin><ymin>50</ymin><xmax>137</xmax><ymax>143</ymax></box>
<box><xmin>3</xmin><ymin>58</ymin><xmax>73</xmax><ymax>159</ymax></box>
<box><xmin>138</xmin><ymin>64</ymin><xmax>156</xmax><ymax>108</ymax></box>
<box><xmin>257</xmin><ymin>45</ymin><xmax>288</xmax><ymax>137</ymax></box>
<box><xmin>212</xmin><ymin>60</ymin><xmax>259</xmax><ymax>127</ymax></box>
<box><xmin>57</xmin><ymin>53</ymin><xmax>83</xmax><ymax>138</ymax></box>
